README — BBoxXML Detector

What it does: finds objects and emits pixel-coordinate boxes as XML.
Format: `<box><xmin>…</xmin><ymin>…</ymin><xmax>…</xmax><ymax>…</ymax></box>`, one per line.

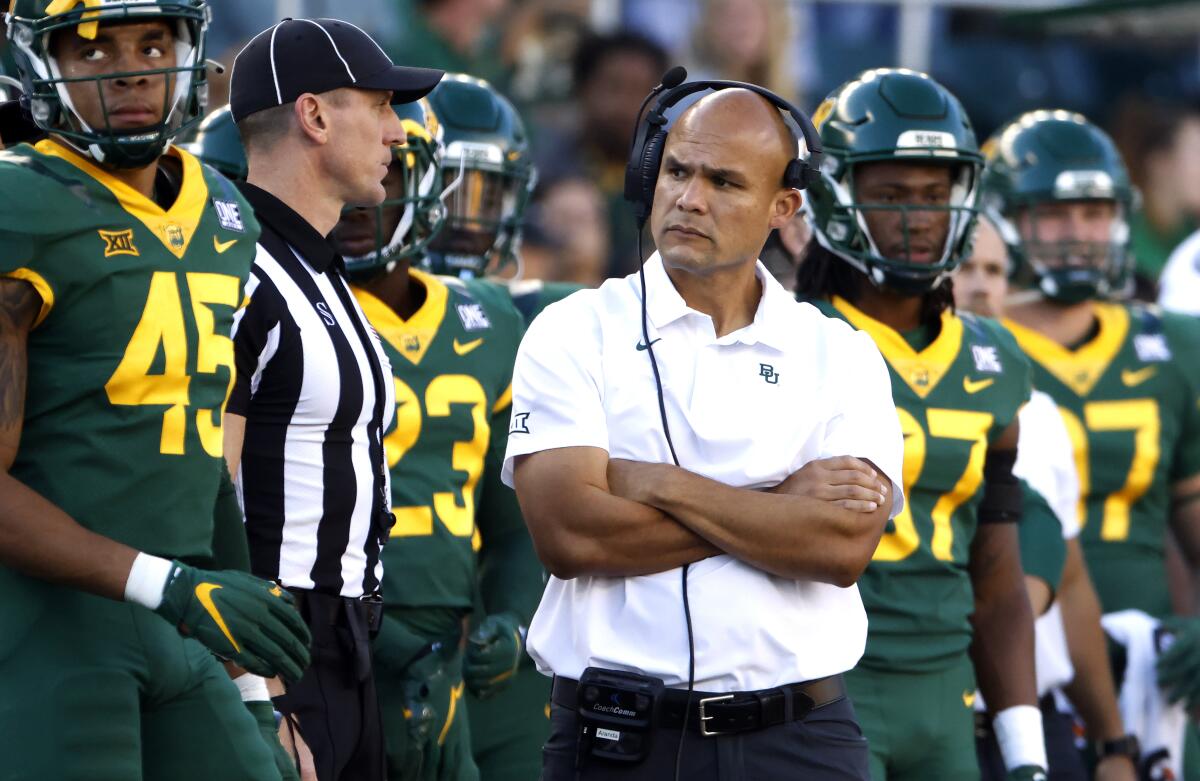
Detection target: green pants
<box><xmin>847</xmin><ymin>654</ymin><xmax>980</xmax><ymax>781</ymax></box>
<box><xmin>468</xmin><ymin>660</ymin><xmax>550</xmax><ymax>781</ymax></box>
<box><xmin>0</xmin><ymin>575</ymin><xmax>279</xmax><ymax>781</ymax></box>
<box><xmin>377</xmin><ymin>639</ymin><xmax>479</xmax><ymax>781</ymax></box>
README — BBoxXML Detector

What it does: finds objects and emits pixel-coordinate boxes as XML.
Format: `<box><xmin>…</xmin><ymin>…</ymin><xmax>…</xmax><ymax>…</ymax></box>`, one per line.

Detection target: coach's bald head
<box><xmin>651</xmin><ymin>88</ymin><xmax>803</xmax><ymax>275</ymax></box>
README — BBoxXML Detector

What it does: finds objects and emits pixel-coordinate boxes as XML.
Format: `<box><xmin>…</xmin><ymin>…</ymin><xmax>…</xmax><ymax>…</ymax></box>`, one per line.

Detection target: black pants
<box><xmin>541</xmin><ymin>694</ymin><xmax>870</xmax><ymax>780</ymax></box>
<box><xmin>275</xmin><ymin>589</ymin><xmax>387</xmax><ymax>781</ymax></box>
<box><xmin>976</xmin><ymin>695</ymin><xmax>1087</xmax><ymax>781</ymax></box>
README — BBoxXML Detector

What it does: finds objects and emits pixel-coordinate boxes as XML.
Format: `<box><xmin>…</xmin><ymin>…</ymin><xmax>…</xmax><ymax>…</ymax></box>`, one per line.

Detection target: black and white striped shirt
<box><xmin>229</xmin><ymin>183</ymin><xmax>395</xmax><ymax>599</ymax></box>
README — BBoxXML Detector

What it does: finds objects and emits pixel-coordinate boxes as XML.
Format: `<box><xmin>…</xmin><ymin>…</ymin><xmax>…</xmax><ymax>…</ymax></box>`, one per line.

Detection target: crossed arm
<box><xmin>512</xmin><ymin>446</ymin><xmax>892</xmax><ymax>586</ymax></box>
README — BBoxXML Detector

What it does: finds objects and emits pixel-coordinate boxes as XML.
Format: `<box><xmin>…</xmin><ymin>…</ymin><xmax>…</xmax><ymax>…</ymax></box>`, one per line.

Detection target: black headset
<box><xmin>623</xmin><ymin>66</ymin><xmax>825</xmax><ymax>228</ymax></box>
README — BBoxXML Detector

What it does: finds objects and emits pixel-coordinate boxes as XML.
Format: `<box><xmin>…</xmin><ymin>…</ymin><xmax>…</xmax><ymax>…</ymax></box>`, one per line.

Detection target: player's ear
<box><xmin>769</xmin><ymin>189</ymin><xmax>803</xmax><ymax>231</ymax></box>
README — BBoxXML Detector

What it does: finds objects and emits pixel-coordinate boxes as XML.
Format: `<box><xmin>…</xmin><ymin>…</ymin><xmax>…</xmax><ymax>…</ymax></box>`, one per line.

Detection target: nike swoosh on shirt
<box><xmin>1121</xmin><ymin>366</ymin><xmax>1156</xmax><ymax>386</ymax></box>
<box><xmin>213</xmin><ymin>236</ymin><xmax>238</xmax><ymax>254</ymax></box>
<box><xmin>963</xmin><ymin>376</ymin><xmax>994</xmax><ymax>394</ymax></box>
<box><xmin>636</xmin><ymin>338</ymin><xmax>661</xmax><ymax>351</ymax></box>
<box><xmin>454</xmin><ymin>338</ymin><xmax>484</xmax><ymax>356</ymax></box>
<box><xmin>195</xmin><ymin>583</ymin><xmax>241</xmax><ymax>652</ymax></box>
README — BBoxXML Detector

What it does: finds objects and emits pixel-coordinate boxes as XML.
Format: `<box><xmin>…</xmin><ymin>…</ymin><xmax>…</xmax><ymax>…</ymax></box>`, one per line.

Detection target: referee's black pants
<box><xmin>541</xmin><ymin>688</ymin><xmax>870</xmax><ymax>780</ymax></box>
<box><xmin>274</xmin><ymin>589</ymin><xmax>387</xmax><ymax>781</ymax></box>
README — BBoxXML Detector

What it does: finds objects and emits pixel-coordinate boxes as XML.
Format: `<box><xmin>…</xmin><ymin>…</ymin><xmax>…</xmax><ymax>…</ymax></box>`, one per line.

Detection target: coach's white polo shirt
<box><xmin>502</xmin><ymin>253</ymin><xmax>904</xmax><ymax>693</ymax></box>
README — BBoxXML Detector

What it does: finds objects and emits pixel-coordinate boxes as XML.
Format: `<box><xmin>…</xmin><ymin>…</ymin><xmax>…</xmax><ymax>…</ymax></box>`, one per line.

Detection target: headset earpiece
<box><xmin>636</xmin><ymin>129</ymin><xmax>668</xmax><ymax>220</ymax></box>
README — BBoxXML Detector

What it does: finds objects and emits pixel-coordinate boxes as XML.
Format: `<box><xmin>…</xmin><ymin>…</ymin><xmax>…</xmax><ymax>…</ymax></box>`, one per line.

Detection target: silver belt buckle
<box><xmin>697</xmin><ymin>694</ymin><xmax>735</xmax><ymax>737</ymax></box>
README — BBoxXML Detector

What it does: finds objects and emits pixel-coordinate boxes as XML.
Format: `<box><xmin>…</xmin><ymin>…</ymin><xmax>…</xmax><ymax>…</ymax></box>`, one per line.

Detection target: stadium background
<box><xmin>6</xmin><ymin>0</ymin><xmax>1192</xmax><ymax>296</ymax></box>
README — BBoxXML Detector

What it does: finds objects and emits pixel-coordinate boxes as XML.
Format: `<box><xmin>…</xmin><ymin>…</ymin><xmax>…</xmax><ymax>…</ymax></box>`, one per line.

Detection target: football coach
<box><xmin>503</xmin><ymin>81</ymin><xmax>907</xmax><ymax>779</ymax></box>
<box><xmin>222</xmin><ymin>18</ymin><xmax>441</xmax><ymax>781</ymax></box>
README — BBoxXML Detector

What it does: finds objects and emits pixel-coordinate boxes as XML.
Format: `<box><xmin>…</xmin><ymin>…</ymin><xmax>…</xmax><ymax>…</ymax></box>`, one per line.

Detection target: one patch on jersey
<box><xmin>456</xmin><ymin>302</ymin><xmax>492</xmax><ymax>332</ymax></box>
<box><xmin>212</xmin><ymin>199</ymin><xmax>246</xmax><ymax>233</ymax></box>
<box><xmin>99</xmin><ymin>228</ymin><xmax>138</xmax><ymax>258</ymax></box>
<box><xmin>1133</xmin><ymin>333</ymin><xmax>1172</xmax><ymax>363</ymax></box>
<box><xmin>971</xmin><ymin>344</ymin><xmax>1003</xmax><ymax>374</ymax></box>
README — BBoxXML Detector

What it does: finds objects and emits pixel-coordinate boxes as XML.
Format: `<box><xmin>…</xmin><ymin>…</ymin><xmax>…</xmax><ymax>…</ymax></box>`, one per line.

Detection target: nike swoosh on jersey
<box><xmin>1121</xmin><ymin>366</ymin><xmax>1157</xmax><ymax>386</ymax></box>
<box><xmin>962</xmin><ymin>690</ymin><xmax>976</xmax><ymax>708</ymax></box>
<box><xmin>195</xmin><ymin>583</ymin><xmax>241</xmax><ymax>652</ymax></box>
<box><xmin>454</xmin><ymin>338</ymin><xmax>484</xmax><ymax>356</ymax></box>
<box><xmin>963</xmin><ymin>376</ymin><xmax>994</xmax><ymax>394</ymax></box>
<box><xmin>636</xmin><ymin>338</ymin><xmax>661</xmax><ymax>351</ymax></box>
<box><xmin>213</xmin><ymin>236</ymin><xmax>238</xmax><ymax>254</ymax></box>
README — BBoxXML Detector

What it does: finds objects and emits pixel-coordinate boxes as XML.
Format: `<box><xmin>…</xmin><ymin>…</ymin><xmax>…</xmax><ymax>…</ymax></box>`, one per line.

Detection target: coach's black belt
<box><xmin>552</xmin><ymin>673</ymin><xmax>845</xmax><ymax>736</ymax></box>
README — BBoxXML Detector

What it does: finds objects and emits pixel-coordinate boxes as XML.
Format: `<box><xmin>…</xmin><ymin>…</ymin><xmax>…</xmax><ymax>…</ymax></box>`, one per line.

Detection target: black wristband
<box><xmin>1095</xmin><ymin>734</ymin><xmax>1139</xmax><ymax>759</ymax></box>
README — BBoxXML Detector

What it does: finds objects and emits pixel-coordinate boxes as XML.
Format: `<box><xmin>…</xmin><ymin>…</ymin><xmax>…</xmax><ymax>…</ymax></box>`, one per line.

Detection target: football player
<box><xmin>986</xmin><ymin>109</ymin><xmax>1200</xmax><ymax>776</ymax></box>
<box><xmin>956</xmin><ymin>217</ymin><xmax>1137</xmax><ymax>781</ymax></box>
<box><xmin>329</xmin><ymin>90</ymin><xmax>542</xmax><ymax>781</ymax></box>
<box><xmin>795</xmin><ymin>68</ymin><xmax>1044</xmax><ymax>780</ymax></box>
<box><xmin>424</xmin><ymin>74</ymin><xmax>581</xmax><ymax>326</ymax></box>
<box><xmin>0</xmin><ymin>2</ymin><xmax>310</xmax><ymax>780</ymax></box>
<box><xmin>180</xmin><ymin>104</ymin><xmax>246</xmax><ymax>181</ymax></box>
<box><xmin>422</xmin><ymin>74</ymin><xmax>562</xmax><ymax>781</ymax></box>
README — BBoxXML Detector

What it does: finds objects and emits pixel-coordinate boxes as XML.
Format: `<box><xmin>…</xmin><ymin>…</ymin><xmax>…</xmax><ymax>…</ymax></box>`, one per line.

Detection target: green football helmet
<box><xmin>340</xmin><ymin>97</ymin><xmax>447</xmax><ymax>280</ymax></box>
<box><xmin>804</xmin><ymin>68</ymin><xmax>983</xmax><ymax>295</ymax></box>
<box><xmin>6</xmin><ymin>0</ymin><xmax>209</xmax><ymax>168</ymax></box>
<box><xmin>981</xmin><ymin>110</ymin><xmax>1135</xmax><ymax>303</ymax></box>
<box><xmin>423</xmin><ymin>73</ymin><xmax>535</xmax><ymax>278</ymax></box>
<box><xmin>180</xmin><ymin>103</ymin><xmax>244</xmax><ymax>180</ymax></box>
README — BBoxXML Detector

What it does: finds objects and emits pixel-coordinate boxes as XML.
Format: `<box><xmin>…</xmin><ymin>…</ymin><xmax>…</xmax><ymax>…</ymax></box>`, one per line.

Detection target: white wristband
<box><xmin>993</xmin><ymin>705</ymin><xmax>1047</xmax><ymax>771</ymax></box>
<box><xmin>233</xmin><ymin>673</ymin><xmax>271</xmax><ymax>703</ymax></box>
<box><xmin>123</xmin><ymin>553</ymin><xmax>175</xmax><ymax>610</ymax></box>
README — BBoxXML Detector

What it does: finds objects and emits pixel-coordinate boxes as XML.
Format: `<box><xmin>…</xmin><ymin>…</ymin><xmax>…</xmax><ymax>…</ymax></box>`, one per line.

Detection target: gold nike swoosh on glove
<box><xmin>1122</xmin><ymin>366</ymin><xmax>1157</xmax><ymax>386</ymax></box>
<box><xmin>962</xmin><ymin>690</ymin><xmax>976</xmax><ymax>708</ymax></box>
<box><xmin>195</xmin><ymin>583</ymin><xmax>241</xmax><ymax>652</ymax></box>
<box><xmin>213</xmin><ymin>236</ymin><xmax>238</xmax><ymax>254</ymax></box>
<box><xmin>963</xmin><ymin>376</ymin><xmax>994</xmax><ymax>394</ymax></box>
<box><xmin>454</xmin><ymin>338</ymin><xmax>484</xmax><ymax>356</ymax></box>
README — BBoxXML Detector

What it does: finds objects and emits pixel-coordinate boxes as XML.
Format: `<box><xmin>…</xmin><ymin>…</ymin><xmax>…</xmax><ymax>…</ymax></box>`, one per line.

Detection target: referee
<box><xmin>505</xmin><ymin>89</ymin><xmax>905</xmax><ymax>778</ymax></box>
<box><xmin>222</xmin><ymin>19</ymin><xmax>441</xmax><ymax>781</ymax></box>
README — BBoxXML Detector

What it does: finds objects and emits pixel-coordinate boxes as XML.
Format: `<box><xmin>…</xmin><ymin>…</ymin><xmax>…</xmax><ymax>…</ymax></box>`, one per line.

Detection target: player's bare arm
<box><xmin>969</xmin><ymin>420</ymin><xmax>1038</xmax><ymax>712</ymax></box>
<box><xmin>1168</xmin><ymin>472</ymin><xmax>1200</xmax><ymax>582</ymax></box>
<box><xmin>607</xmin><ymin>456</ymin><xmax>890</xmax><ymax>585</ymax></box>
<box><xmin>0</xmin><ymin>277</ymin><xmax>138</xmax><ymax>599</ymax></box>
<box><xmin>1058</xmin><ymin>538</ymin><xmax>1135</xmax><ymax>777</ymax></box>
<box><xmin>512</xmin><ymin>447</ymin><xmax>720</xmax><ymax>579</ymax></box>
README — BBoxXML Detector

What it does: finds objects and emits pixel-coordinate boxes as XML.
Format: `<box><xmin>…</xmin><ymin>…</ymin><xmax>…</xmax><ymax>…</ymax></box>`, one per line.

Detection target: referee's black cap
<box><xmin>230</xmin><ymin>18</ymin><xmax>444</xmax><ymax>122</ymax></box>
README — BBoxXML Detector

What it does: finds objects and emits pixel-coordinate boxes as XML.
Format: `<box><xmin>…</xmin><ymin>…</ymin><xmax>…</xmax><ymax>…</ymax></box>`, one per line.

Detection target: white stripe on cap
<box><xmin>335</xmin><ymin>20</ymin><xmax>391</xmax><ymax>62</ymax></box>
<box><xmin>300</xmin><ymin>19</ymin><xmax>355</xmax><ymax>83</ymax></box>
<box><xmin>268</xmin><ymin>21</ymin><xmax>285</xmax><ymax>103</ymax></box>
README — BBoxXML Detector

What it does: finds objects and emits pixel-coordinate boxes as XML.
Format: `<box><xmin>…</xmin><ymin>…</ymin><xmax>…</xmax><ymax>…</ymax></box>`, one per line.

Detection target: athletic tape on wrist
<box><xmin>993</xmin><ymin>704</ymin><xmax>1048</xmax><ymax>771</ymax></box>
<box><xmin>124</xmin><ymin>553</ymin><xmax>175</xmax><ymax>610</ymax></box>
<box><xmin>233</xmin><ymin>673</ymin><xmax>272</xmax><ymax>703</ymax></box>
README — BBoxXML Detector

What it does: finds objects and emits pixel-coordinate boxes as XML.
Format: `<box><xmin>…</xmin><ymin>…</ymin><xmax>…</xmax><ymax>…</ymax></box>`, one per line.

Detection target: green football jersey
<box><xmin>506</xmin><ymin>279</ymin><xmax>583</xmax><ymax>325</ymax></box>
<box><xmin>0</xmin><ymin>139</ymin><xmax>259</xmax><ymax>561</ymax></box>
<box><xmin>1005</xmin><ymin>303</ymin><xmax>1200</xmax><ymax>617</ymax></box>
<box><xmin>354</xmin><ymin>271</ymin><xmax>526</xmax><ymax>615</ymax></box>
<box><xmin>815</xmin><ymin>296</ymin><xmax>1032</xmax><ymax>672</ymax></box>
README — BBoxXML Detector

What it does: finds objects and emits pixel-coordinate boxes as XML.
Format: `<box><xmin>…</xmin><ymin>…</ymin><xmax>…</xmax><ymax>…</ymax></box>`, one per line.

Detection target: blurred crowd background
<box><xmin>14</xmin><ymin>0</ymin><xmax>1199</xmax><ymax>297</ymax></box>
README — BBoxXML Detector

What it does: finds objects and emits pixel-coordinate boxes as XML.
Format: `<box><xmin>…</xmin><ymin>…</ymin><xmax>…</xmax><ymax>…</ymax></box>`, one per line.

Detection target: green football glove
<box><xmin>245</xmin><ymin>701</ymin><xmax>300</xmax><ymax>781</ymax></box>
<box><xmin>395</xmin><ymin>645</ymin><xmax>448</xmax><ymax>781</ymax></box>
<box><xmin>1157</xmin><ymin>616</ymin><xmax>1200</xmax><ymax>709</ymax></box>
<box><xmin>154</xmin><ymin>561</ymin><xmax>311</xmax><ymax>682</ymax></box>
<box><xmin>1006</xmin><ymin>766</ymin><xmax>1047</xmax><ymax>781</ymax></box>
<box><xmin>463</xmin><ymin>612</ymin><xmax>523</xmax><ymax>700</ymax></box>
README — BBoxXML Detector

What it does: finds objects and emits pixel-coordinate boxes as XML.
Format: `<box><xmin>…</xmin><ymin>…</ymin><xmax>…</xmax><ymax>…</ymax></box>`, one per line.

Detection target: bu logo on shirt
<box><xmin>315</xmin><ymin>301</ymin><xmax>336</xmax><ymax>326</ymax></box>
<box><xmin>759</xmin><ymin>363</ymin><xmax>779</xmax><ymax>384</ymax></box>
<box><xmin>510</xmin><ymin>412</ymin><xmax>531</xmax><ymax>434</ymax></box>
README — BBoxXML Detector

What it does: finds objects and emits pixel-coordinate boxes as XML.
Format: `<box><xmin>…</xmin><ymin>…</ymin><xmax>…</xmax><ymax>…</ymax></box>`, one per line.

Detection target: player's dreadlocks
<box><xmin>794</xmin><ymin>240</ymin><xmax>955</xmax><ymax>327</ymax></box>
